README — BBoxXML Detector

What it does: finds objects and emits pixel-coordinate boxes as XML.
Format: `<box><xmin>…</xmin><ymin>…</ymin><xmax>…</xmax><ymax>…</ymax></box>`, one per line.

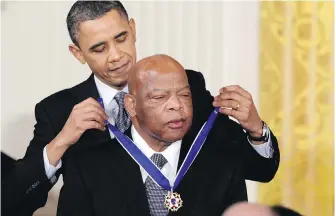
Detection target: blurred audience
<box><xmin>223</xmin><ymin>202</ymin><xmax>302</xmax><ymax>216</ymax></box>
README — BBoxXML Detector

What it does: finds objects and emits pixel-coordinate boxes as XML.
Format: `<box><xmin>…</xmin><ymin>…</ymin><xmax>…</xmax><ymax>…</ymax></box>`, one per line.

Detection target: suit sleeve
<box><xmin>57</xmin><ymin>157</ymin><xmax>93</xmax><ymax>216</ymax></box>
<box><xmin>190</xmin><ymin>70</ymin><xmax>280</xmax><ymax>182</ymax></box>
<box><xmin>2</xmin><ymin>102</ymin><xmax>60</xmax><ymax>216</ymax></box>
<box><xmin>230</xmin><ymin>121</ymin><xmax>279</xmax><ymax>182</ymax></box>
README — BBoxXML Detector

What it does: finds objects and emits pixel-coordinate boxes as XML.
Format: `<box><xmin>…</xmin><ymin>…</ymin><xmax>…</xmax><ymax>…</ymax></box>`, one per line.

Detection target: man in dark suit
<box><xmin>2</xmin><ymin>1</ymin><xmax>279</xmax><ymax>216</ymax></box>
<box><xmin>57</xmin><ymin>54</ymin><xmax>248</xmax><ymax>216</ymax></box>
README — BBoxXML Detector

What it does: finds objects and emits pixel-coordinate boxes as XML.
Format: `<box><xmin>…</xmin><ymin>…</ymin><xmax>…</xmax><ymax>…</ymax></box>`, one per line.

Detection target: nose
<box><xmin>107</xmin><ymin>42</ymin><xmax>122</xmax><ymax>63</ymax></box>
<box><xmin>167</xmin><ymin>95</ymin><xmax>183</xmax><ymax>111</ymax></box>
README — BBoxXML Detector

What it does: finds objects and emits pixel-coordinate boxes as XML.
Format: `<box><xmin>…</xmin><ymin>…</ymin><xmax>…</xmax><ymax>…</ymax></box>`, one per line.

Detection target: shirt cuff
<box><xmin>43</xmin><ymin>146</ymin><xmax>62</xmax><ymax>179</ymax></box>
<box><xmin>247</xmin><ymin>128</ymin><xmax>274</xmax><ymax>158</ymax></box>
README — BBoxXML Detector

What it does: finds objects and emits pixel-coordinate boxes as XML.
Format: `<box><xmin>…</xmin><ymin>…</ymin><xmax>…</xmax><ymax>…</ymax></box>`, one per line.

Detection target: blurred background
<box><xmin>1</xmin><ymin>1</ymin><xmax>334</xmax><ymax>216</ymax></box>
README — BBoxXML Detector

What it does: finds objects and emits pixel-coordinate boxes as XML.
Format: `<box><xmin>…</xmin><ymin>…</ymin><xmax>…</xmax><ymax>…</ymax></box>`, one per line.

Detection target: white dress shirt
<box><xmin>131</xmin><ymin>125</ymin><xmax>181</xmax><ymax>184</ymax></box>
<box><xmin>93</xmin><ymin>75</ymin><xmax>129</xmax><ymax>139</ymax></box>
<box><xmin>43</xmin><ymin>75</ymin><xmax>273</xmax><ymax>180</ymax></box>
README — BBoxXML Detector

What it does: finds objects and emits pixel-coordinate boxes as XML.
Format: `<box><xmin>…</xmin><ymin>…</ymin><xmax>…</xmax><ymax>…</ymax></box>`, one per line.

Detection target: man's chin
<box><xmin>163</xmin><ymin>134</ymin><xmax>185</xmax><ymax>144</ymax></box>
<box><xmin>108</xmin><ymin>79</ymin><xmax>128</xmax><ymax>89</ymax></box>
<box><xmin>163</xmin><ymin>125</ymin><xmax>191</xmax><ymax>142</ymax></box>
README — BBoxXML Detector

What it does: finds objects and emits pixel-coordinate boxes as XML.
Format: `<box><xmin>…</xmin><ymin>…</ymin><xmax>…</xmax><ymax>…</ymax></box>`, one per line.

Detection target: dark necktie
<box><xmin>145</xmin><ymin>153</ymin><xmax>169</xmax><ymax>216</ymax></box>
<box><xmin>113</xmin><ymin>91</ymin><xmax>131</xmax><ymax>133</ymax></box>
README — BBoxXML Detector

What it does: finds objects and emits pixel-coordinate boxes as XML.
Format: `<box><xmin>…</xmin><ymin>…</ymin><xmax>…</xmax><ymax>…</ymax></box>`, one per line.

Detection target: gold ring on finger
<box><xmin>234</xmin><ymin>101</ymin><xmax>240</xmax><ymax>111</ymax></box>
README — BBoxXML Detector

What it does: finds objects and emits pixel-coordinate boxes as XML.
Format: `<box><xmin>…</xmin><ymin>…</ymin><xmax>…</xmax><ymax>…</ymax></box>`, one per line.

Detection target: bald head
<box><xmin>124</xmin><ymin>54</ymin><xmax>193</xmax><ymax>151</ymax></box>
<box><xmin>223</xmin><ymin>202</ymin><xmax>277</xmax><ymax>216</ymax></box>
<box><xmin>128</xmin><ymin>54</ymin><xmax>185</xmax><ymax>95</ymax></box>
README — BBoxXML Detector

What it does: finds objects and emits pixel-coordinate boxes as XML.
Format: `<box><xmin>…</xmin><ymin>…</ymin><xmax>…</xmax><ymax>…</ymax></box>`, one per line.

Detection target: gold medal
<box><xmin>164</xmin><ymin>191</ymin><xmax>183</xmax><ymax>212</ymax></box>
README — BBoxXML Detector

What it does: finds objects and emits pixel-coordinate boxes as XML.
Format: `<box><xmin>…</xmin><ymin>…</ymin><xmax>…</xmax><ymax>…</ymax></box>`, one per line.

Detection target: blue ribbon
<box><xmin>98</xmin><ymin>97</ymin><xmax>220</xmax><ymax>191</ymax></box>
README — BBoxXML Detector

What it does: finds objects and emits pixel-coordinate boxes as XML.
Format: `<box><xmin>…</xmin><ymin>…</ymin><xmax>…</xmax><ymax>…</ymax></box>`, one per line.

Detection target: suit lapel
<box><xmin>112</xmin><ymin>127</ymin><xmax>151</xmax><ymax>215</ymax></box>
<box><xmin>177</xmin><ymin>113</ymin><xmax>205</xmax><ymax>170</ymax></box>
<box><xmin>172</xmin><ymin>116</ymin><xmax>209</xmax><ymax>215</ymax></box>
<box><xmin>177</xmin><ymin>130</ymin><xmax>193</xmax><ymax>170</ymax></box>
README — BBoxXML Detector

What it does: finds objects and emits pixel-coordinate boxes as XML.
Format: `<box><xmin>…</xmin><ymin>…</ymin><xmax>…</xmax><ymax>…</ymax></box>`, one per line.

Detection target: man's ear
<box><xmin>124</xmin><ymin>93</ymin><xmax>136</xmax><ymax>117</ymax></box>
<box><xmin>69</xmin><ymin>44</ymin><xmax>86</xmax><ymax>64</ymax></box>
<box><xmin>129</xmin><ymin>18</ymin><xmax>136</xmax><ymax>42</ymax></box>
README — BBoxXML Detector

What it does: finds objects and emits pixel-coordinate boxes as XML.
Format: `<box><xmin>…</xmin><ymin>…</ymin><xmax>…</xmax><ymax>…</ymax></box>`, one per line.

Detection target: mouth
<box><xmin>167</xmin><ymin>118</ymin><xmax>186</xmax><ymax>129</ymax></box>
<box><xmin>109</xmin><ymin>62</ymin><xmax>129</xmax><ymax>74</ymax></box>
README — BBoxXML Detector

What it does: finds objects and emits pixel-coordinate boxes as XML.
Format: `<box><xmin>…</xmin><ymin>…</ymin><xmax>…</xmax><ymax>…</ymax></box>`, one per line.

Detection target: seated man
<box><xmin>57</xmin><ymin>54</ymin><xmax>248</xmax><ymax>216</ymax></box>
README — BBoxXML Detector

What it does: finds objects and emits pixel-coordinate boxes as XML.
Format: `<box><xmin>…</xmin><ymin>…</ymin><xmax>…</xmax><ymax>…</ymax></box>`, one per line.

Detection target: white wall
<box><xmin>1</xmin><ymin>1</ymin><xmax>260</xmax><ymax>215</ymax></box>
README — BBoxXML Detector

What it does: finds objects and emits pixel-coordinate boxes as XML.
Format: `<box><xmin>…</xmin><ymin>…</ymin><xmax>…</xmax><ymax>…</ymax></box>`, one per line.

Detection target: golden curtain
<box><xmin>258</xmin><ymin>1</ymin><xmax>334</xmax><ymax>216</ymax></box>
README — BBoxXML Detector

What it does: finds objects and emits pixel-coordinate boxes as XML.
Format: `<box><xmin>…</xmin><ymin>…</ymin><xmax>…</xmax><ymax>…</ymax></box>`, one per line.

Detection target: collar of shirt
<box><xmin>131</xmin><ymin>125</ymin><xmax>182</xmax><ymax>184</ymax></box>
<box><xmin>94</xmin><ymin>75</ymin><xmax>129</xmax><ymax>107</ymax></box>
<box><xmin>94</xmin><ymin>75</ymin><xmax>129</xmax><ymax>139</ymax></box>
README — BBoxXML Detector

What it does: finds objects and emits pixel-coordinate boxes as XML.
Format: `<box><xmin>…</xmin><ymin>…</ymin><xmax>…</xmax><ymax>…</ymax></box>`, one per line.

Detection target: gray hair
<box><xmin>66</xmin><ymin>1</ymin><xmax>129</xmax><ymax>47</ymax></box>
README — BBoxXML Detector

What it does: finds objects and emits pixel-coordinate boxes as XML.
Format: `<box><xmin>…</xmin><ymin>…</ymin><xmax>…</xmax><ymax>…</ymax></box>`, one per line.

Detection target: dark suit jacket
<box><xmin>1</xmin><ymin>152</ymin><xmax>16</xmax><ymax>216</ymax></box>
<box><xmin>2</xmin><ymin>70</ymin><xmax>280</xmax><ymax>216</ymax></box>
<box><xmin>1</xmin><ymin>152</ymin><xmax>16</xmax><ymax>180</ymax></box>
<box><xmin>57</xmin><ymin>111</ymin><xmax>249</xmax><ymax>216</ymax></box>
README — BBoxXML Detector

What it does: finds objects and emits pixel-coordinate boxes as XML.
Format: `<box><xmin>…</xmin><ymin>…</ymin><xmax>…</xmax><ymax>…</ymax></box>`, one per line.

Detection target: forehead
<box><xmin>142</xmin><ymin>70</ymin><xmax>189</xmax><ymax>90</ymax></box>
<box><xmin>77</xmin><ymin>10</ymin><xmax>129</xmax><ymax>45</ymax></box>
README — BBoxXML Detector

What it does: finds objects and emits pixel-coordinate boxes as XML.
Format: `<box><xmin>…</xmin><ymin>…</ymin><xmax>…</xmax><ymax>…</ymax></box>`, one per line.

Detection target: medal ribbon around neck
<box><xmin>97</xmin><ymin>98</ymin><xmax>220</xmax><ymax>191</ymax></box>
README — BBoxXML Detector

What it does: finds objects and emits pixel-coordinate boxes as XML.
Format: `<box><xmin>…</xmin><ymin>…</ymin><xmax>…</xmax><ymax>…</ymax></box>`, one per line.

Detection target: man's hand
<box><xmin>47</xmin><ymin>97</ymin><xmax>108</xmax><ymax>165</ymax></box>
<box><xmin>212</xmin><ymin>85</ymin><xmax>263</xmax><ymax>139</ymax></box>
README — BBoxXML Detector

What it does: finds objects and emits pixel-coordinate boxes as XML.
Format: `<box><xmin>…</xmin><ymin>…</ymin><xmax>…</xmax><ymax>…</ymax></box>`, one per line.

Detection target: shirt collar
<box><xmin>131</xmin><ymin>125</ymin><xmax>181</xmax><ymax>170</ymax></box>
<box><xmin>94</xmin><ymin>75</ymin><xmax>129</xmax><ymax>106</ymax></box>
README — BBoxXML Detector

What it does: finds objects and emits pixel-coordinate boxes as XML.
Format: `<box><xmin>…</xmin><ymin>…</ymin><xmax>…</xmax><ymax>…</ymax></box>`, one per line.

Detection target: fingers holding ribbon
<box><xmin>212</xmin><ymin>85</ymin><xmax>262</xmax><ymax>134</ymax></box>
<box><xmin>213</xmin><ymin>86</ymin><xmax>251</xmax><ymax>117</ymax></box>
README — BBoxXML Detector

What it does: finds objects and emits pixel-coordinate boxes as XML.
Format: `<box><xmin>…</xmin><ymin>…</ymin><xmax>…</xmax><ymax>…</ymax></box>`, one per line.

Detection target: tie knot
<box><xmin>114</xmin><ymin>91</ymin><xmax>126</xmax><ymax>105</ymax></box>
<box><xmin>150</xmin><ymin>153</ymin><xmax>168</xmax><ymax>169</ymax></box>
<box><xmin>112</xmin><ymin>91</ymin><xmax>131</xmax><ymax>133</ymax></box>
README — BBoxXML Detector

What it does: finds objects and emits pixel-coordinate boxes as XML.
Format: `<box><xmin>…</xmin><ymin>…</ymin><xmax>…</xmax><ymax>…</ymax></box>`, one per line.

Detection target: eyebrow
<box><xmin>114</xmin><ymin>30</ymin><xmax>128</xmax><ymax>39</ymax></box>
<box><xmin>89</xmin><ymin>42</ymin><xmax>105</xmax><ymax>51</ymax></box>
<box><xmin>88</xmin><ymin>31</ymin><xmax>128</xmax><ymax>51</ymax></box>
